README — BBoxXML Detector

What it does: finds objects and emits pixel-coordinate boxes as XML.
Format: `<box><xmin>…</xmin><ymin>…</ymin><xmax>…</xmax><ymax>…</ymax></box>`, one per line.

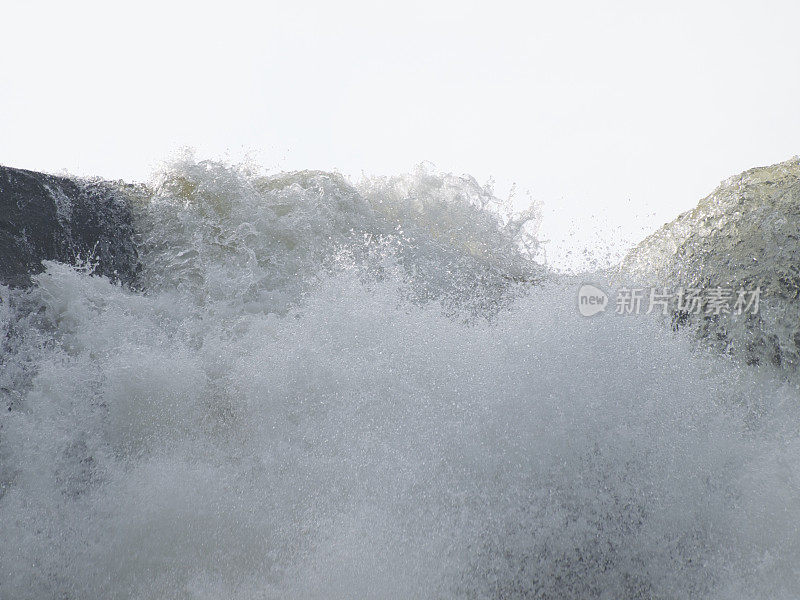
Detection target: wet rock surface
<box><xmin>0</xmin><ymin>166</ymin><xmax>140</xmax><ymax>288</ymax></box>
<box><xmin>622</xmin><ymin>157</ymin><xmax>800</xmax><ymax>371</ymax></box>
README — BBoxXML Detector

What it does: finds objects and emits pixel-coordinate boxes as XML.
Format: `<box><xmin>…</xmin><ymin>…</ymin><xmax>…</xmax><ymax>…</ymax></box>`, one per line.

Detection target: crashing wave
<box><xmin>136</xmin><ymin>156</ymin><xmax>544</xmax><ymax>316</ymax></box>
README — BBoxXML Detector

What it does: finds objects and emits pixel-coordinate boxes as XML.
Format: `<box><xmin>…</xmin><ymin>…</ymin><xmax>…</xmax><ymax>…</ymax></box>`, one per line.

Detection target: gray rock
<box><xmin>621</xmin><ymin>157</ymin><xmax>800</xmax><ymax>371</ymax></box>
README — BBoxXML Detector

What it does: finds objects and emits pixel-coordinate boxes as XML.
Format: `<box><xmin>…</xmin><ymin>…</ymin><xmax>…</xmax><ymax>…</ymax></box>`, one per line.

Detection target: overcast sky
<box><xmin>2</xmin><ymin>0</ymin><xmax>799</xmax><ymax>268</ymax></box>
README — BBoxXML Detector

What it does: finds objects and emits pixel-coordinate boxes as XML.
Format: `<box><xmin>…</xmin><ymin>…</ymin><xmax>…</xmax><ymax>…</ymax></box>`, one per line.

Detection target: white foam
<box><xmin>1</xmin><ymin>159</ymin><xmax>798</xmax><ymax>599</ymax></box>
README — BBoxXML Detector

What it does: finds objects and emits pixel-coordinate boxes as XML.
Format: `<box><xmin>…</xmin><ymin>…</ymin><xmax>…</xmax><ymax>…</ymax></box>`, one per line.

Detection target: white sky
<box><xmin>2</xmin><ymin>0</ymin><xmax>799</xmax><ymax>269</ymax></box>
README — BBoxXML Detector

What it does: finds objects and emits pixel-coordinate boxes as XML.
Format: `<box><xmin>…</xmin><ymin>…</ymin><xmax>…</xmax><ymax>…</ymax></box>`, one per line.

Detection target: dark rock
<box><xmin>0</xmin><ymin>166</ymin><xmax>140</xmax><ymax>288</ymax></box>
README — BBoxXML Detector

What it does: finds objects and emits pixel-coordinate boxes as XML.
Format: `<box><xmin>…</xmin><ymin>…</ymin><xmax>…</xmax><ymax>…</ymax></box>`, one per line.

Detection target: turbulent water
<box><xmin>1</xmin><ymin>157</ymin><xmax>800</xmax><ymax>599</ymax></box>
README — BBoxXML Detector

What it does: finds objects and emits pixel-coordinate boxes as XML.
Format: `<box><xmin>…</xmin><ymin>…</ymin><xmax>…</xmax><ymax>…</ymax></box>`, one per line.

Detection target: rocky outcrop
<box><xmin>621</xmin><ymin>157</ymin><xmax>800</xmax><ymax>371</ymax></box>
<box><xmin>0</xmin><ymin>166</ymin><xmax>141</xmax><ymax>288</ymax></box>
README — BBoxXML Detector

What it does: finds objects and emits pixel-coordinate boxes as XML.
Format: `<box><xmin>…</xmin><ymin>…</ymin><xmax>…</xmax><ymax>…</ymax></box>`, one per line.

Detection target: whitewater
<box><xmin>1</xmin><ymin>156</ymin><xmax>799</xmax><ymax>599</ymax></box>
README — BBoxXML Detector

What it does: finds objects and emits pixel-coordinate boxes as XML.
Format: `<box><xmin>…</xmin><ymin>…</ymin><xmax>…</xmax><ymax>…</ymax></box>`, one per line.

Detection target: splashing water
<box><xmin>1</xmin><ymin>158</ymin><xmax>799</xmax><ymax>599</ymax></box>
